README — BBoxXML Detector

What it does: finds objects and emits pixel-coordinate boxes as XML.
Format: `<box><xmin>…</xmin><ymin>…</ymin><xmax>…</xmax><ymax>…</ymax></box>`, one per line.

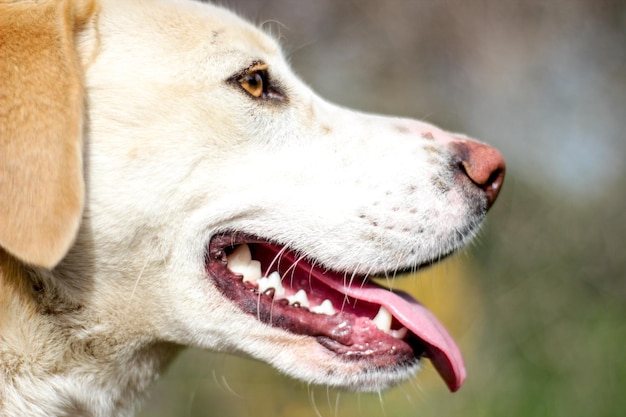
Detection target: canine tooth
<box><xmin>227</xmin><ymin>244</ymin><xmax>252</xmax><ymax>265</ymax></box>
<box><xmin>372</xmin><ymin>306</ymin><xmax>392</xmax><ymax>332</ymax></box>
<box><xmin>310</xmin><ymin>299</ymin><xmax>335</xmax><ymax>316</ymax></box>
<box><xmin>257</xmin><ymin>271</ymin><xmax>285</xmax><ymax>297</ymax></box>
<box><xmin>226</xmin><ymin>245</ymin><xmax>262</xmax><ymax>283</ymax></box>
<box><xmin>287</xmin><ymin>289</ymin><xmax>310</xmax><ymax>308</ymax></box>
<box><xmin>389</xmin><ymin>327</ymin><xmax>408</xmax><ymax>339</ymax></box>
<box><xmin>241</xmin><ymin>260</ymin><xmax>262</xmax><ymax>283</ymax></box>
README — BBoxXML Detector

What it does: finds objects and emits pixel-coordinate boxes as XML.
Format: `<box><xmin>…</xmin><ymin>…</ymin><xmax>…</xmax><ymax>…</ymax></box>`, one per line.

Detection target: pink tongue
<box><xmin>314</xmin><ymin>273</ymin><xmax>466</xmax><ymax>392</ymax></box>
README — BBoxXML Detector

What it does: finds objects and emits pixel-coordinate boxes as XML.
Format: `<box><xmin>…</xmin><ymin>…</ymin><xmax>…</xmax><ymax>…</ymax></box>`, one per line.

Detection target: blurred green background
<box><xmin>139</xmin><ymin>0</ymin><xmax>625</xmax><ymax>416</ymax></box>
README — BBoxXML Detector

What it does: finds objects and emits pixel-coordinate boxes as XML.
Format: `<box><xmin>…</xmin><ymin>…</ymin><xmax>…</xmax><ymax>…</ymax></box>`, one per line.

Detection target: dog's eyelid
<box><xmin>248</xmin><ymin>62</ymin><xmax>269</xmax><ymax>73</ymax></box>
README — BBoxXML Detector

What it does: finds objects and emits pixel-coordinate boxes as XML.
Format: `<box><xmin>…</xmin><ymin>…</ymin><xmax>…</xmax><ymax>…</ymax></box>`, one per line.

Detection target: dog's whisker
<box><xmin>387</xmin><ymin>256</ymin><xmax>404</xmax><ymax>290</ymax></box>
<box><xmin>349</xmin><ymin>269</ymin><xmax>361</xmax><ymax>308</ymax></box>
<box><xmin>397</xmin><ymin>378</ymin><xmax>419</xmax><ymax>409</ymax></box>
<box><xmin>184</xmin><ymin>381</ymin><xmax>199</xmax><ymax>417</ymax></box>
<box><xmin>377</xmin><ymin>389</ymin><xmax>389</xmax><ymax>417</ymax></box>
<box><xmin>333</xmin><ymin>390</ymin><xmax>341</xmax><ymax>417</ymax></box>
<box><xmin>265</xmin><ymin>245</ymin><xmax>289</xmax><ymax>276</ymax></box>
<box><xmin>307</xmin><ymin>259</ymin><xmax>318</xmax><ymax>290</ymax></box>
<box><xmin>407</xmin><ymin>374</ymin><xmax>426</xmax><ymax>404</ymax></box>
<box><xmin>259</xmin><ymin>19</ymin><xmax>286</xmax><ymax>43</ymax></box>
<box><xmin>309</xmin><ymin>387</ymin><xmax>325</xmax><ymax>417</ymax></box>
<box><xmin>339</xmin><ymin>271</ymin><xmax>350</xmax><ymax>313</ymax></box>
<box><xmin>256</xmin><ymin>290</ymin><xmax>263</xmax><ymax>322</ymax></box>
<box><xmin>283</xmin><ymin>253</ymin><xmax>305</xmax><ymax>285</ymax></box>
<box><xmin>362</xmin><ymin>263</ymin><xmax>377</xmax><ymax>287</ymax></box>
<box><xmin>325</xmin><ymin>385</ymin><xmax>332</xmax><ymax>416</ymax></box>
<box><xmin>356</xmin><ymin>392</ymin><xmax>364</xmax><ymax>416</ymax></box>
<box><xmin>128</xmin><ymin>258</ymin><xmax>149</xmax><ymax>303</ymax></box>
<box><xmin>219</xmin><ymin>374</ymin><xmax>244</xmax><ymax>400</ymax></box>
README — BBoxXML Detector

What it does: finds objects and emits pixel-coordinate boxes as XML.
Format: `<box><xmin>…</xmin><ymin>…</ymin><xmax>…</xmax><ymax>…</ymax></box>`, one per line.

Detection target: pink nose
<box><xmin>452</xmin><ymin>140</ymin><xmax>506</xmax><ymax>208</ymax></box>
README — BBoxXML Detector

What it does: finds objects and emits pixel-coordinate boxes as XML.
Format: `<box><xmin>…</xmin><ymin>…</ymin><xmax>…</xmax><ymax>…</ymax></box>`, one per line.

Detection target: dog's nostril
<box><xmin>454</xmin><ymin>141</ymin><xmax>506</xmax><ymax>209</ymax></box>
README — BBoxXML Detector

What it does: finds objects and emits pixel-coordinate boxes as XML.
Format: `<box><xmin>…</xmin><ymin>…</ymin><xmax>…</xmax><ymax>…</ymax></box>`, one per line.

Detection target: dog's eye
<box><xmin>239</xmin><ymin>71</ymin><xmax>266</xmax><ymax>98</ymax></box>
<box><xmin>229</xmin><ymin>62</ymin><xmax>285</xmax><ymax>102</ymax></box>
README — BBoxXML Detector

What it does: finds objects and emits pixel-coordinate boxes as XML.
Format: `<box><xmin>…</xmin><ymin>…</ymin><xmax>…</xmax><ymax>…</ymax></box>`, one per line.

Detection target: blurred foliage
<box><xmin>461</xmin><ymin>175</ymin><xmax>626</xmax><ymax>417</ymax></box>
<box><xmin>139</xmin><ymin>0</ymin><xmax>625</xmax><ymax>416</ymax></box>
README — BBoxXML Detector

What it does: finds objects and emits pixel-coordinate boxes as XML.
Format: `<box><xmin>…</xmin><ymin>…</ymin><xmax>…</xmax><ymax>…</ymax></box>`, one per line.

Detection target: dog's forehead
<box><xmin>183</xmin><ymin>2</ymin><xmax>280</xmax><ymax>59</ymax></box>
<box><xmin>98</xmin><ymin>0</ymin><xmax>281</xmax><ymax>64</ymax></box>
<box><xmin>206</xmin><ymin>12</ymin><xmax>279</xmax><ymax>58</ymax></box>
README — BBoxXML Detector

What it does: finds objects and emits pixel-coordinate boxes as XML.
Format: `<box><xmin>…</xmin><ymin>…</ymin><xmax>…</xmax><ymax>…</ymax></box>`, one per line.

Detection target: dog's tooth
<box><xmin>267</xmin><ymin>271</ymin><xmax>285</xmax><ymax>297</ymax></box>
<box><xmin>227</xmin><ymin>244</ymin><xmax>252</xmax><ymax>266</ymax></box>
<box><xmin>389</xmin><ymin>326</ymin><xmax>408</xmax><ymax>339</ymax></box>
<box><xmin>257</xmin><ymin>271</ymin><xmax>285</xmax><ymax>297</ymax></box>
<box><xmin>310</xmin><ymin>299</ymin><xmax>335</xmax><ymax>316</ymax></box>
<box><xmin>241</xmin><ymin>260</ymin><xmax>262</xmax><ymax>283</ymax></box>
<box><xmin>372</xmin><ymin>306</ymin><xmax>392</xmax><ymax>333</ymax></box>
<box><xmin>287</xmin><ymin>289</ymin><xmax>310</xmax><ymax>308</ymax></box>
<box><xmin>257</xmin><ymin>277</ymin><xmax>271</xmax><ymax>293</ymax></box>
<box><xmin>226</xmin><ymin>245</ymin><xmax>251</xmax><ymax>273</ymax></box>
<box><xmin>227</xmin><ymin>244</ymin><xmax>262</xmax><ymax>283</ymax></box>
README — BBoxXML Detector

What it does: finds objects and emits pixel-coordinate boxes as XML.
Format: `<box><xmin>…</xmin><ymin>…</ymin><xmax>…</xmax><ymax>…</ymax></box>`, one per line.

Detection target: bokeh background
<box><xmin>139</xmin><ymin>0</ymin><xmax>625</xmax><ymax>416</ymax></box>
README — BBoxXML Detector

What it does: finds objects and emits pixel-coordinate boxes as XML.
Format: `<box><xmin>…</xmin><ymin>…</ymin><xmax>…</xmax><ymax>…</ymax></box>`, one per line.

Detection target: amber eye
<box><xmin>229</xmin><ymin>63</ymin><xmax>285</xmax><ymax>101</ymax></box>
<box><xmin>239</xmin><ymin>71</ymin><xmax>266</xmax><ymax>98</ymax></box>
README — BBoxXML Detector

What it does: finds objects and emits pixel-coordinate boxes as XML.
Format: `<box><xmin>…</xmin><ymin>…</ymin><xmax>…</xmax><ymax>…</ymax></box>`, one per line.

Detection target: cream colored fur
<box><xmin>1</xmin><ymin>0</ymin><xmax>494</xmax><ymax>415</ymax></box>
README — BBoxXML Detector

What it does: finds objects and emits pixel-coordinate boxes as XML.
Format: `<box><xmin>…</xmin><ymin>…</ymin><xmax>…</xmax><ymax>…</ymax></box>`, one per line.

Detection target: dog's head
<box><xmin>1</xmin><ymin>0</ymin><xmax>504</xmax><ymax>397</ymax></box>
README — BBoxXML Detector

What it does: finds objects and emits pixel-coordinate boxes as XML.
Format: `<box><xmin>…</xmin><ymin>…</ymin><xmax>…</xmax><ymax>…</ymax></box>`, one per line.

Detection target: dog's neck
<box><xmin>0</xmin><ymin>252</ymin><xmax>179</xmax><ymax>417</ymax></box>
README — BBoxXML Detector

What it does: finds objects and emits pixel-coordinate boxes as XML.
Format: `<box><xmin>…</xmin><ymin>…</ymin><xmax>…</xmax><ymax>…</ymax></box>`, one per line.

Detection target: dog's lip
<box><xmin>206</xmin><ymin>233</ymin><xmax>465</xmax><ymax>392</ymax></box>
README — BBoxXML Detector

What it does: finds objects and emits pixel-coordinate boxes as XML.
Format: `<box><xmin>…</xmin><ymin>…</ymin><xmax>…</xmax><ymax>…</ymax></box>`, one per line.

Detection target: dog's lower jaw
<box><xmin>264</xmin><ymin>342</ymin><xmax>423</xmax><ymax>392</ymax></box>
<box><xmin>212</xmin><ymin>319</ymin><xmax>423</xmax><ymax>393</ymax></box>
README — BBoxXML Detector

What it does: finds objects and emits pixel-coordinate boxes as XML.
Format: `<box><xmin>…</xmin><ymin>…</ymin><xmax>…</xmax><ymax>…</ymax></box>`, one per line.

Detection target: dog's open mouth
<box><xmin>207</xmin><ymin>233</ymin><xmax>465</xmax><ymax>392</ymax></box>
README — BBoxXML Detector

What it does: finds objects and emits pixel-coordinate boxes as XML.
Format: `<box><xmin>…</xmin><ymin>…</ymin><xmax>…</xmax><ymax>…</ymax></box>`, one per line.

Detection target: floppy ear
<box><xmin>0</xmin><ymin>0</ymin><xmax>97</xmax><ymax>269</ymax></box>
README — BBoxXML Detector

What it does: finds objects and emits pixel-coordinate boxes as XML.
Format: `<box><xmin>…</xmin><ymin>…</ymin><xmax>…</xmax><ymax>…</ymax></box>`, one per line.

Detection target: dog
<box><xmin>0</xmin><ymin>0</ymin><xmax>505</xmax><ymax>415</ymax></box>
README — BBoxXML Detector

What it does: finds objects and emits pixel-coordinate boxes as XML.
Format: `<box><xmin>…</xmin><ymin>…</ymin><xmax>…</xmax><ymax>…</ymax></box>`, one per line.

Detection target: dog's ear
<box><xmin>0</xmin><ymin>0</ymin><xmax>97</xmax><ymax>269</ymax></box>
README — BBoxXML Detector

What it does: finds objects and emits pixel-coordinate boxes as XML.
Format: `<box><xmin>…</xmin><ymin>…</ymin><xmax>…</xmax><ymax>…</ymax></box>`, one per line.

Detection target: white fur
<box><xmin>0</xmin><ymin>0</ymin><xmax>492</xmax><ymax>415</ymax></box>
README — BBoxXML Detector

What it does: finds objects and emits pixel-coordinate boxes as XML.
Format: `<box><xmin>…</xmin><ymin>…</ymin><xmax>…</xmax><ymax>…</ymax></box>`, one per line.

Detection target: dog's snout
<box><xmin>452</xmin><ymin>141</ymin><xmax>505</xmax><ymax>209</ymax></box>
